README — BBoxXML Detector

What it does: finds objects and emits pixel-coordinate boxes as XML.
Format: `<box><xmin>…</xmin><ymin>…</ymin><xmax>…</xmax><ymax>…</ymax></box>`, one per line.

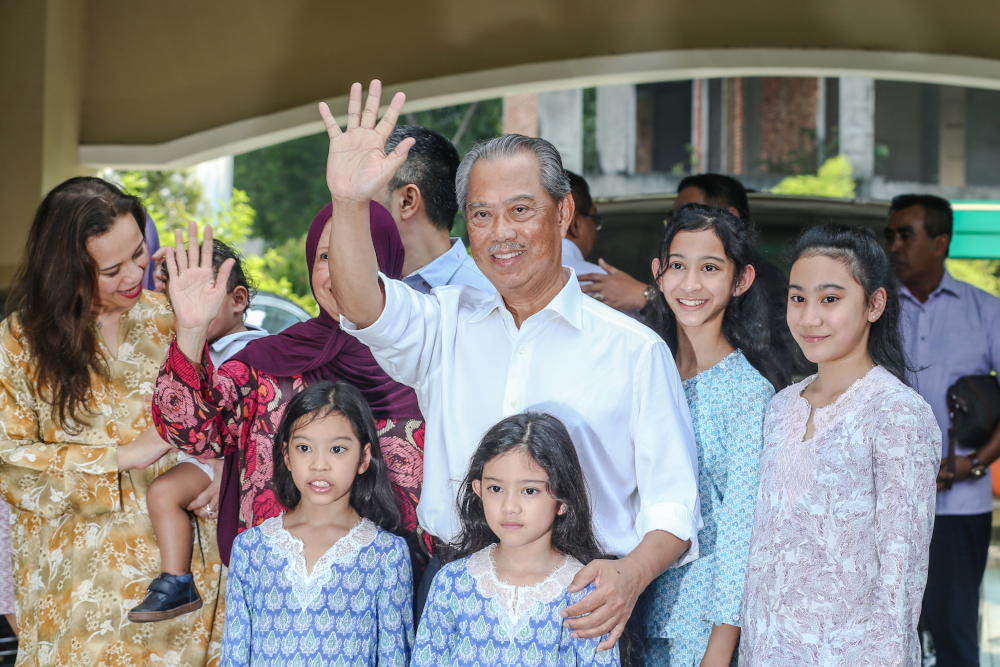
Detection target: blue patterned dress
<box><xmin>413</xmin><ymin>544</ymin><xmax>620</xmax><ymax>666</ymax></box>
<box><xmin>220</xmin><ymin>516</ymin><xmax>414</xmax><ymax>667</ymax></box>
<box><xmin>642</xmin><ymin>350</ymin><xmax>774</xmax><ymax>666</ymax></box>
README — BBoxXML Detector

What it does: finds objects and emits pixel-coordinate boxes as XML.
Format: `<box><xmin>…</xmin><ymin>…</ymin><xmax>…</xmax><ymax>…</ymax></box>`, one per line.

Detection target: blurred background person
<box><xmin>563</xmin><ymin>171</ymin><xmax>605</xmax><ymax>280</ymax></box>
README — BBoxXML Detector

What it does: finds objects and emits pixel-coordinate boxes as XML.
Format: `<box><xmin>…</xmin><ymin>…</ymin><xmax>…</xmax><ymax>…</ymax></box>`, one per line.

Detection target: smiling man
<box><xmin>319</xmin><ymin>81</ymin><xmax>700</xmax><ymax>651</ymax></box>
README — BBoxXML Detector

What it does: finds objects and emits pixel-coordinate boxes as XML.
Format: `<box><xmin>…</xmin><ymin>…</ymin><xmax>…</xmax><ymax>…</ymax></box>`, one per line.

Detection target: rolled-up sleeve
<box><xmin>340</xmin><ymin>273</ymin><xmax>443</xmax><ymax>390</ymax></box>
<box><xmin>631</xmin><ymin>342</ymin><xmax>702</xmax><ymax>567</ymax></box>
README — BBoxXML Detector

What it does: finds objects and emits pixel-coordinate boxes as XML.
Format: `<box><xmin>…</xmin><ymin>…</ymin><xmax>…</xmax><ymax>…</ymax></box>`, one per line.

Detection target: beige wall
<box><xmin>0</xmin><ymin>0</ymin><xmax>89</xmax><ymax>287</ymax></box>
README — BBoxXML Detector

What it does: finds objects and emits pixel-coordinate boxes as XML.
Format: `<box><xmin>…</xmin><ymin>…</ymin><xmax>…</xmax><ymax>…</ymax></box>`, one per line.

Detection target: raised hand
<box><xmin>318</xmin><ymin>80</ymin><xmax>415</xmax><ymax>204</ymax></box>
<box><xmin>163</xmin><ymin>221</ymin><xmax>234</xmax><ymax>360</ymax></box>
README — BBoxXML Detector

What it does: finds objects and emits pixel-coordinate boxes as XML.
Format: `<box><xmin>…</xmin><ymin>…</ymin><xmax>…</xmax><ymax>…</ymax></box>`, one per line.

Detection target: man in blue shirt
<box><xmin>381</xmin><ymin>126</ymin><xmax>494</xmax><ymax>294</ymax></box>
<box><xmin>887</xmin><ymin>194</ymin><xmax>1000</xmax><ymax>667</ymax></box>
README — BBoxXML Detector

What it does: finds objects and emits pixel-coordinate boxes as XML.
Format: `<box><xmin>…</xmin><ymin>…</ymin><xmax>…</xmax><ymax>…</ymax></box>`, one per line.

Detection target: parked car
<box><xmin>245</xmin><ymin>290</ymin><xmax>312</xmax><ymax>334</ymax></box>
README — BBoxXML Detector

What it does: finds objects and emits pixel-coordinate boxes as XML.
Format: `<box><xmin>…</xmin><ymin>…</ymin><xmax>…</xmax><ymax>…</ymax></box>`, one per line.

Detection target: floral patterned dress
<box><xmin>643</xmin><ymin>350</ymin><xmax>773</xmax><ymax>666</ymax></box>
<box><xmin>739</xmin><ymin>366</ymin><xmax>940</xmax><ymax>666</ymax></box>
<box><xmin>0</xmin><ymin>291</ymin><xmax>224</xmax><ymax>667</ymax></box>
<box><xmin>152</xmin><ymin>342</ymin><xmax>427</xmax><ymax>555</ymax></box>
<box><xmin>220</xmin><ymin>516</ymin><xmax>413</xmax><ymax>667</ymax></box>
<box><xmin>413</xmin><ymin>545</ymin><xmax>619</xmax><ymax>667</ymax></box>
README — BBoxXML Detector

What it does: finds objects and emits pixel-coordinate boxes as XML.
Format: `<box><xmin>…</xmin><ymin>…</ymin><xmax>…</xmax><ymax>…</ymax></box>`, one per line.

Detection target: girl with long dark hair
<box><xmin>641</xmin><ymin>204</ymin><xmax>775</xmax><ymax>666</ymax></box>
<box><xmin>413</xmin><ymin>412</ymin><xmax>618</xmax><ymax>666</ymax></box>
<box><xmin>220</xmin><ymin>381</ymin><xmax>413</xmax><ymax>666</ymax></box>
<box><xmin>0</xmin><ymin>177</ymin><xmax>223</xmax><ymax>664</ymax></box>
<box><xmin>740</xmin><ymin>223</ymin><xmax>940</xmax><ymax>666</ymax></box>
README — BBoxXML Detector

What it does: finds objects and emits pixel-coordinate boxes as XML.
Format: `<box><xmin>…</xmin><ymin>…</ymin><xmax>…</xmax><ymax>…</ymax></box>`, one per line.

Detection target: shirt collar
<box><xmin>408</xmin><ymin>238</ymin><xmax>469</xmax><ymax>289</ymax></box>
<box><xmin>899</xmin><ymin>270</ymin><xmax>962</xmax><ymax>304</ymax></box>
<box><xmin>209</xmin><ymin>324</ymin><xmax>267</xmax><ymax>351</ymax></box>
<box><xmin>561</xmin><ymin>238</ymin><xmax>585</xmax><ymax>264</ymax></box>
<box><xmin>468</xmin><ymin>268</ymin><xmax>585</xmax><ymax>331</ymax></box>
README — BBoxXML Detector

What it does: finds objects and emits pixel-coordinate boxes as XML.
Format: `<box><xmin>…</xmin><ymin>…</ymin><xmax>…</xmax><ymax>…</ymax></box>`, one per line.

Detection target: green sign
<box><xmin>951</xmin><ymin>202</ymin><xmax>1000</xmax><ymax>259</ymax></box>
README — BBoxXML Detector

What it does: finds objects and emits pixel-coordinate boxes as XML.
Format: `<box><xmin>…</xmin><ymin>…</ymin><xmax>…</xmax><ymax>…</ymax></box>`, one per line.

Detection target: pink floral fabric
<box><xmin>153</xmin><ymin>341</ymin><xmax>427</xmax><ymax>546</ymax></box>
<box><xmin>740</xmin><ymin>366</ymin><xmax>940</xmax><ymax>666</ymax></box>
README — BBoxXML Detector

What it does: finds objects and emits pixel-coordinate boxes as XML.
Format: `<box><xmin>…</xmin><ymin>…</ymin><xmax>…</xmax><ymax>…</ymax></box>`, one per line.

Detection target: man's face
<box><xmin>465</xmin><ymin>152</ymin><xmax>573</xmax><ymax>294</ymax></box>
<box><xmin>884</xmin><ymin>205</ymin><xmax>947</xmax><ymax>285</ymax></box>
<box><xmin>672</xmin><ymin>186</ymin><xmax>708</xmax><ymax>213</ymax></box>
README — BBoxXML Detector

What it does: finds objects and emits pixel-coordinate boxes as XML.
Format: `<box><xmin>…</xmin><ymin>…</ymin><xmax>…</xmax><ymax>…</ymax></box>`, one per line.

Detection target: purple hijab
<box><xmin>216</xmin><ymin>202</ymin><xmax>420</xmax><ymax>566</ymax></box>
<box><xmin>231</xmin><ymin>200</ymin><xmax>420</xmax><ymax>419</ymax></box>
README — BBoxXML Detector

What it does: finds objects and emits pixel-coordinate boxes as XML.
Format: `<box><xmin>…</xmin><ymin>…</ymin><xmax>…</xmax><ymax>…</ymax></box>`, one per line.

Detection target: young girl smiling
<box><xmin>740</xmin><ymin>224</ymin><xmax>940</xmax><ymax>666</ymax></box>
<box><xmin>220</xmin><ymin>381</ymin><xmax>413</xmax><ymax>666</ymax></box>
<box><xmin>642</xmin><ymin>204</ymin><xmax>776</xmax><ymax>666</ymax></box>
<box><xmin>413</xmin><ymin>412</ymin><xmax>618</xmax><ymax>667</ymax></box>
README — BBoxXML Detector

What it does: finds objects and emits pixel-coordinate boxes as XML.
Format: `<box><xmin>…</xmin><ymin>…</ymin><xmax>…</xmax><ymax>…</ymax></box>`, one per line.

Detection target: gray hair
<box><xmin>455</xmin><ymin>134</ymin><xmax>572</xmax><ymax>210</ymax></box>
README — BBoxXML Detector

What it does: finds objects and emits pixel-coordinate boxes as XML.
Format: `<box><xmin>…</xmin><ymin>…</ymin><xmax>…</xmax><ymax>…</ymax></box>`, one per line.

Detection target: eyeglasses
<box><xmin>585</xmin><ymin>213</ymin><xmax>604</xmax><ymax>231</ymax></box>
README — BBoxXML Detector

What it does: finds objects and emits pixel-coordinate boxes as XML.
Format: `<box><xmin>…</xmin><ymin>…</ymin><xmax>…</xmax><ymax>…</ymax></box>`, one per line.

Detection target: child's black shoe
<box><xmin>128</xmin><ymin>573</ymin><xmax>203</xmax><ymax>623</ymax></box>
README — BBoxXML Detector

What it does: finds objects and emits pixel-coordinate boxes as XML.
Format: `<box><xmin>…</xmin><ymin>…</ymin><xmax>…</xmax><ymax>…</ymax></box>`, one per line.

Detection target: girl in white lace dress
<box><xmin>740</xmin><ymin>224</ymin><xmax>940</xmax><ymax>666</ymax></box>
<box><xmin>413</xmin><ymin>412</ymin><xmax>619</xmax><ymax>667</ymax></box>
<box><xmin>220</xmin><ymin>381</ymin><xmax>414</xmax><ymax>667</ymax></box>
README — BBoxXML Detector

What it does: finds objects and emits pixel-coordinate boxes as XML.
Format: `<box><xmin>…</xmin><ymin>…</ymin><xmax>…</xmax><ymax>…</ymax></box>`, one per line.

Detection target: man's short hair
<box><xmin>456</xmin><ymin>134</ymin><xmax>571</xmax><ymax>210</ymax></box>
<box><xmin>565</xmin><ymin>171</ymin><xmax>593</xmax><ymax>217</ymax></box>
<box><xmin>385</xmin><ymin>126</ymin><xmax>460</xmax><ymax>233</ymax></box>
<box><xmin>212</xmin><ymin>239</ymin><xmax>256</xmax><ymax>309</ymax></box>
<box><xmin>889</xmin><ymin>194</ymin><xmax>953</xmax><ymax>238</ymax></box>
<box><xmin>677</xmin><ymin>173</ymin><xmax>750</xmax><ymax>221</ymax></box>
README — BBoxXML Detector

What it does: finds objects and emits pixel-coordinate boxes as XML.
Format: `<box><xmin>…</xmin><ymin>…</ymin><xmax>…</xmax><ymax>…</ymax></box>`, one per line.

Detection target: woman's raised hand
<box><xmin>318</xmin><ymin>80</ymin><xmax>415</xmax><ymax>204</ymax></box>
<box><xmin>163</xmin><ymin>221</ymin><xmax>234</xmax><ymax>360</ymax></box>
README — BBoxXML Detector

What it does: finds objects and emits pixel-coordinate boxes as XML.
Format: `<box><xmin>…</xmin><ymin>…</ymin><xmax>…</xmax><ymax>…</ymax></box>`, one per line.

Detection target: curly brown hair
<box><xmin>6</xmin><ymin>177</ymin><xmax>148</xmax><ymax>432</ymax></box>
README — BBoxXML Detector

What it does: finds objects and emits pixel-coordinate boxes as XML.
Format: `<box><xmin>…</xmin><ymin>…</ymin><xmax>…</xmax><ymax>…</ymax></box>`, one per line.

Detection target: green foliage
<box><xmin>233</xmin><ymin>133</ymin><xmax>331</xmax><ymax>245</ymax></box>
<box><xmin>244</xmin><ymin>233</ymin><xmax>318</xmax><ymax>316</ymax></box>
<box><xmin>770</xmin><ymin>155</ymin><xmax>857</xmax><ymax>199</ymax></box>
<box><xmin>946</xmin><ymin>259</ymin><xmax>1000</xmax><ymax>298</ymax></box>
<box><xmin>105</xmin><ymin>168</ymin><xmax>317</xmax><ymax>313</ymax></box>
<box><xmin>233</xmin><ymin>99</ymin><xmax>504</xmax><ymax>248</ymax></box>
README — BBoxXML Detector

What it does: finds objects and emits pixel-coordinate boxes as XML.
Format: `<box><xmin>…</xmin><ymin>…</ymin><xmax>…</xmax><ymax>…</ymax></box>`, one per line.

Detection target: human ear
<box><xmin>357</xmin><ymin>442</ymin><xmax>372</xmax><ymax>475</ymax></box>
<box><xmin>399</xmin><ymin>184</ymin><xmax>422</xmax><ymax>222</ymax></box>
<box><xmin>282</xmin><ymin>442</ymin><xmax>291</xmax><ymax>468</ymax></box>
<box><xmin>868</xmin><ymin>287</ymin><xmax>888</xmax><ymax>322</ymax></box>
<box><xmin>231</xmin><ymin>285</ymin><xmax>249</xmax><ymax>313</ymax></box>
<box><xmin>733</xmin><ymin>264</ymin><xmax>756</xmax><ymax>297</ymax></box>
<box><xmin>557</xmin><ymin>194</ymin><xmax>576</xmax><ymax>239</ymax></box>
<box><xmin>557</xmin><ymin>503</ymin><xmax>568</xmax><ymax>515</ymax></box>
<box><xmin>472</xmin><ymin>479</ymin><xmax>482</xmax><ymax>498</ymax></box>
<box><xmin>932</xmin><ymin>233</ymin><xmax>951</xmax><ymax>259</ymax></box>
<box><xmin>651</xmin><ymin>257</ymin><xmax>661</xmax><ymax>280</ymax></box>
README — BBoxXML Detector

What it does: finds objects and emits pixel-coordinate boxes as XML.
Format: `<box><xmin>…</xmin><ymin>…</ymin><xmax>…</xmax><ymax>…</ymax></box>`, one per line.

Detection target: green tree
<box><xmin>770</xmin><ymin>155</ymin><xmax>856</xmax><ymax>198</ymax></box>
<box><xmin>947</xmin><ymin>259</ymin><xmax>1000</xmax><ymax>297</ymax></box>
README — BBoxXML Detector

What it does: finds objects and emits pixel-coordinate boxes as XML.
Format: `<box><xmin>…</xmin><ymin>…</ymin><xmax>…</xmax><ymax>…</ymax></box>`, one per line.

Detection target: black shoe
<box><xmin>128</xmin><ymin>573</ymin><xmax>203</xmax><ymax>623</ymax></box>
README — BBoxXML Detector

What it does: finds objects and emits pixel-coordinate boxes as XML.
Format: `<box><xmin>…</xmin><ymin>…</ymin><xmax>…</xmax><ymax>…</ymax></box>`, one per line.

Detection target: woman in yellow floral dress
<box><xmin>0</xmin><ymin>177</ymin><xmax>223</xmax><ymax>666</ymax></box>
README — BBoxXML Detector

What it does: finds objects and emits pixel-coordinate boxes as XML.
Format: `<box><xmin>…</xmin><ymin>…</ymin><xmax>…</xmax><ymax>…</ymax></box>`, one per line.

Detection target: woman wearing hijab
<box><xmin>152</xmin><ymin>202</ymin><xmax>427</xmax><ymax>571</ymax></box>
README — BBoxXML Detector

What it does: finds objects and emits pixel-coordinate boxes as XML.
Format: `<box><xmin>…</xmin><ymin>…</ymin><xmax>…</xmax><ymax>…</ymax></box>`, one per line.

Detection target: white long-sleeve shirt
<box><xmin>342</xmin><ymin>269</ymin><xmax>701</xmax><ymax>561</ymax></box>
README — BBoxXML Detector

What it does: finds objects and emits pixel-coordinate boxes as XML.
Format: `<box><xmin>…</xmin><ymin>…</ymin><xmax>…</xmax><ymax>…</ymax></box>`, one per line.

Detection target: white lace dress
<box><xmin>413</xmin><ymin>544</ymin><xmax>619</xmax><ymax>666</ymax></box>
<box><xmin>220</xmin><ymin>516</ymin><xmax>414</xmax><ymax>666</ymax></box>
<box><xmin>739</xmin><ymin>366</ymin><xmax>940</xmax><ymax>666</ymax></box>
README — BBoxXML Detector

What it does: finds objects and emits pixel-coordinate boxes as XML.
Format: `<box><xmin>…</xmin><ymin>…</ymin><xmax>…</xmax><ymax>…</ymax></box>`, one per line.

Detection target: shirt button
<box><xmin>921</xmin><ymin>336</ymin><xmax>926</xmax><ymax>341</ymax></box>
<box><xmin>518</xmin><ymin>346</ymin><xmax>525</xmax><ymax>354</ymax></box>
<box><xmin>510</xmin><ymin>399</ymin><xmax>518</xmax><ymax>408</ymax></box>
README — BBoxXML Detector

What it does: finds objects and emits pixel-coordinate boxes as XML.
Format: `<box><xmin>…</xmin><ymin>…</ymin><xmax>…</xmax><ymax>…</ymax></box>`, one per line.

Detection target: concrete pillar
<box><xmin>0</xmin><ymin>0</ymin><xmax>87</xmax><ymax>287</ymax></box>
<box><xmin>839</xmin><ymin>77</ymin><xmax>875</xmax><ymax>179</ymax></box>
<box><xmin>939</xmin><ymin>86</ymin><xmax>966</xmax><ymax>186</ymax></box>
<box><xmin>596</xmin><ymin>85</ymin><xmax>636</xmax><ymax>175</ymax></box>
<box><xmin>537</xmin><ymin>89</ymin><xmax>584</xmax><ymax>174</ymax></box>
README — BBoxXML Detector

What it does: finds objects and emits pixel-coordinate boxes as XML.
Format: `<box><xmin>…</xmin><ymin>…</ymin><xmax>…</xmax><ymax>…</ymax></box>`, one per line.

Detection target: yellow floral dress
<box><xmin>0</xmin><ymin>291</ymin><xmax>223</xmax><ymax>667</ymax></box>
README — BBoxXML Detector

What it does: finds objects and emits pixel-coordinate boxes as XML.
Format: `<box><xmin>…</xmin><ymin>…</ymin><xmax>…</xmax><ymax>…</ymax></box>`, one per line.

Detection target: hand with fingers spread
<box><xmin>318</xmin><ymin>80</ymin><xmax>415</xmax><ymax>205</ymax></box>
<box><xmin>162</xmin><ymin>221</ymin><xmax>235</xmax><ymax>361</ymax></box>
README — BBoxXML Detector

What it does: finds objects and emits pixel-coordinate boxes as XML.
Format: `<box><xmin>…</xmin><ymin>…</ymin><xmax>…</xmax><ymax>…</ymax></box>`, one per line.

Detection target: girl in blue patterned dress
<box><xmin>220</xmin><ymin>381</ymin><xmax>413</xmax><ymax>667</ymax></box>
<box><xmin>641</xmin><ymin>204</ymin><xmax>778</xmax><ymax>666</ymax></box>
<box><xmin>413</xmin><ymin>412</ymin><xmax>620</xmax><ymax>667</ymax></box>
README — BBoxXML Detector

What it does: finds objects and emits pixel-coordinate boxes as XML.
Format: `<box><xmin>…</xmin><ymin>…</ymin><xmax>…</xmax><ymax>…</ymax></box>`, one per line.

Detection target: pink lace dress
<box><xmin>740</xmin><ymin>366</ymin><xmax>940</xmax><ymax>667</ymax></box>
